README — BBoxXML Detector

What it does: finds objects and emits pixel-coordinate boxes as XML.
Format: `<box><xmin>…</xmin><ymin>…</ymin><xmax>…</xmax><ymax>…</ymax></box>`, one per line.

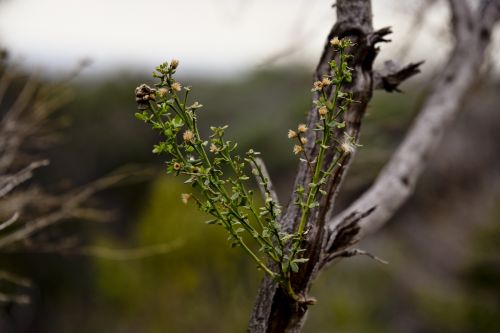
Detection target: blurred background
<box><xmin>0</xmin><ymin>0</ymin><xmax>499</xmax><ymax>332</ymax></box>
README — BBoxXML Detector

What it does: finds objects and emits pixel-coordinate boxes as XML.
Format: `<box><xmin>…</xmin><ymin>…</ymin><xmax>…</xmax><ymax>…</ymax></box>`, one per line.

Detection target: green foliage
<box><xmin>134</xmin><ymin>37</ymin><xmax>356</xmax><ymax>301</ymax></box>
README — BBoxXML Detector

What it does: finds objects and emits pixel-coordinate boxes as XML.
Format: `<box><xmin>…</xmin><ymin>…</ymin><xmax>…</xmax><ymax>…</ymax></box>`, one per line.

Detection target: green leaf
<box><xmin>171</xmin><ymin>115</ymin><xmax>184</xmax><ymax>128</ymax></box>
<box><xmin>309</xmin><ymin>202</ymin><xmax>320</xmax><ymax>209</ymax></box>
<box><xmin>292</xmin><ymin>258</ymin><xmax>309</xmax><ymax>264</ymax></box>
<box><xmin>290</xmin><ymin>262</ymin><xmax>299</xmax><ymax>273</ymax></box>
<box><xmin>134</xmin><ymin>112</ymin><xmax>148</xmax><ymax>121</ymax></box>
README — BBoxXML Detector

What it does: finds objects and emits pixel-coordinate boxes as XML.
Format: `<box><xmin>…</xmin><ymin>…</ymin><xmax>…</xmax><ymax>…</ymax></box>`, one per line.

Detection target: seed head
<box><xmin>293</xmin><ymin>145</ymin><xmax>303</xmax><ymax>155</ymax></box>
<box><xmin>321</xmin><ymin>77</ymin><xmax>332</xmax><ymax>86</ymax></box>
<box><xmin>288</xmin><ymin>129</ymin><xmax>297</xmax><ymax>139</ymax></box>
<box><xmin>297</xmin><ymin>124</ymin><xmax>308</xmax><ymax>133</ymax></box>
<box><xmin>158</xmin><ymin>88</ymin><xmax>169</xmax><ymax>97</ymax></box>
<box><xmin>209</xmin><ymin>143</ymin><xmax>219</xmax><ymax>153</ymax></box>
<box><xmin>183</xmin><ymin>130</ymin><xmax>194</xmax><ymax>142</ymax></box>
<box><xmin>171</xmin><ymin>82</ymin><xmax>182</xmax><ymax>92</ymax></box>
<box><xmin>170</xmin><ymin>59</ymin><xmax>179</xmax><ymax>69</ymax></box>
<box><xmin>300</xmin><ymin>137</ymin><xmax>308</xmax><ymax>145</ymax></box>
<box><xmin>341</xmin><ymin>134</ymin><xmax>356</xmax><ymax>154</ymax></box>
<box><xmin>312</xmin><ymin>80</ymin><xmax>323</xmax><ymax>91</ymax></box>
<box><xmin>330</xmin><ymin>36</ymin><xmax>341</xmax><ymax>47</ymax></box>
<box><xmin>318</xmin><ymin>106</ymin><xmax>328</xmax><ymax>116</ymax></box>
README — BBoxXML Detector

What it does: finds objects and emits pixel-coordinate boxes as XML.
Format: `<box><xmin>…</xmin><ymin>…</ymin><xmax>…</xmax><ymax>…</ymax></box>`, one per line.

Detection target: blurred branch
<box><xmin>0</xmin><ymin>292</ymin><xmax>30</xmax><ymax>305</ymax></box>
<box><xmin>0</xmin><ymin>160</ymin><xmax>49</xmax><ymax>198</ymax></box>
<box><xmin>0</xmin><ymin>168</ymin><xmax>146</xmax><ymax>250</ymax></box>
<box><xmin>324</xmin><ymin>0</ymin><xmax>500</xmax><ymax>263</ymax></box>
<box><xmin>0</xmin><ymin>269</ymin><xmax>32</xmax><ymax>288</ymax></box>
<box><xmin>373</xmin><ymin>60</ymin><xmax>425</xmax><ymax>92</ymax></box>
<box><xmin>320</xmin><ymin>248</ymin><xmax>388</xmax><ymax>268</ymax></box>
<box><xmin>0</xmin><ymin>211</ymin><xmax>19</xmax><ymax>231</ymax></box>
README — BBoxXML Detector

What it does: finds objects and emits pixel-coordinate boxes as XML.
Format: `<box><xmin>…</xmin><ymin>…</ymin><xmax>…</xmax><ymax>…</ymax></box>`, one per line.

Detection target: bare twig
<box><xmin>253</xmin><ymin>157</ymin><xmax>279</xmax><ymax>205</ymax></box>
<box><xmin>0</xmin><ymin>212</ymin><xmax>19</xmax><ymax>231</ymax></box>
<box><xmin>0</xmin><ymin>292</ymin><xmax>30</xmax><ymax>305</ymax></box>
<box><xmin>0</xmin><ymin>269</ymin><xmax>32</xmax><ymax>288</ymax></box>
<box><xmin>0</xmin><ymin>160</ymin><xmax>49</xmax><ymax>199</ymax></box>
<box><xmin>321</xmin><ymin>248</ymin><xmax>388</xmax><ymax>270</ymax></box>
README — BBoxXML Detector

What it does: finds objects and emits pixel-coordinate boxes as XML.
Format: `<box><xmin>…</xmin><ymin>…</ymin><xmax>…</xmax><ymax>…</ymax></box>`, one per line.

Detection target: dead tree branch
<box><xmin>324</xmin><ymin>0</ymin><xmax>500</xmax><ymax>265</ymax></box>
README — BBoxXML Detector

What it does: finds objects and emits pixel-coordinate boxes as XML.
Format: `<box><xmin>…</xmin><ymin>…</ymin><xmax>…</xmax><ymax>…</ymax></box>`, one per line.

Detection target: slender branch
<box><xmin>0</xmin><ymin>292</ymin><xmax>30</xmax><ymax>305</ymax></box>
<box><xmin>0</xmin><ymin>212</ymin><xmax>19</xmax><ymax>231</ymax></box>
<box><xmin>0</xmin><ymin>160</ymin><xmax>49</xmax><ymax>199</ymax></box>
<box><xmin>253</xmin><ymin>157</ymin><xmax>279</xmax><ymax>205</ymax></box>
<box><xmin>0</xmin><ymin>269</ymin><xmax>32</xmax><ymax>288</ymax></box>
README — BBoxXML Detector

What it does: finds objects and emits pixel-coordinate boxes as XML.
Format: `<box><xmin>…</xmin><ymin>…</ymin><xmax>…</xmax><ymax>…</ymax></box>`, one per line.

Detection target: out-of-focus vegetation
<box><xmin>0</xmin><ymin>65</ymin><xmax>499</xmax><ymax>332</ymax></box>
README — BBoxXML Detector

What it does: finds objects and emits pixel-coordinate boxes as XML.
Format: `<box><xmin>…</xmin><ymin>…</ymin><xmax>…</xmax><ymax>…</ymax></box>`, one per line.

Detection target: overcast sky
<box><xmin>0</xmin><ymin>0</ymin><xmax>455</xmax><ymax>78</ymax></box>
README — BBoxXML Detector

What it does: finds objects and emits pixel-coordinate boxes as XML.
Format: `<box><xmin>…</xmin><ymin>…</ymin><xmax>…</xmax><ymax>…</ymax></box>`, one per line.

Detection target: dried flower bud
<box><xmin>330</xmin><ymin>36</ymin><xmax>341</xmax><ymax>47</ymax></box>
<box><xmin>209</xmin><ymin>143</ymin><xmax>219</xmax><ymax>153</ymax></box>
<box><xmin>312</xmin><ymin>80</ymin><xmax>323</xmax><ymax>91</ymax></box>
<box><xmin>297</xmin><ymin>124</ymin><xmax>308</xmax><ymax>133</ymax></box>
<box><xmin>300</xmin><ymin>137</ymin><xmax>308</xmax><ymax>145</ymax></box>
<box><xmin>181</xmin><ymin>193</ymin><xmax>191</xmax><ymax>204</ymax></box>
<box><xmin>158</xmin><ymin>87</ymin><xmax>169</xmax><ymax>97</ymax></box>
<box><xmin>183</xmin><ymin>130</ymin><xmax>194</xmax><ymax>142</ymax></box>
<box><xmin>173</xmin><ymin>162</ymin><xmax>182</xmax><ymax>170</ymax></box>
<box><xmin>171</xmin><ymin>82</ymin><xmax>182</xmax><ymax>92</ymax></box>
<box><xmin>321</xmin><ymin>77</ymin><xmax>332</xmax><ymax>86</ymax></box>
<box><xmin>170</xmin><ymin>59</ymin><xmax>179</xmax><ymax>69</ymax></box>
<box><xmin>341</xmin><ymin>134</ymin><xmax>356</xmax><ymax>154</ymax></box>
<box><xmin>293</xmin><ymin>145</ymin><xmax>303</xmax><ymax>155</ymax></box>
<box><xmin>287</xmin><ymin>129</ymin><xmax>297</xmax><ymax>139</ymax></box>
<box><xmin>318</xmin><ymin>106</ymin><xmax>328</xmax><ymax>116</ymax></box>
<box><xmin>189</xmin><ymin>101</ymin><xmax>203</xmax><ymax>109</ymax></box>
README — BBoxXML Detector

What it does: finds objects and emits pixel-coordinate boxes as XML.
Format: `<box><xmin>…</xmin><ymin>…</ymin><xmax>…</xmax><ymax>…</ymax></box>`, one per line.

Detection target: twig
<box><xmin>0</xmin><ymin>212</ymin><xmax>19</xmax><ymax>231</ymax></box>
<box><xmin>253</xmin><ymin>157</ymin><xmax>279</xmax><ymax>205</ymax></box>
<box><xmin>0</xmin><ymin>269</ymin><xmax>32</xmax><ymax>288</ymax></box>
<box><xmin>321</xmin><ymin>248</ymin><xmax>388</xmax><ymax>269</ymax></box>
<box><xmin>0</xmin><ymin>292</ymin><xmax>30</xmax><ymax>305</ymax></box>
<box><xmin>0</xmin><ymin>160</ymin><xmax>49</xmax><ymax>199</ymax></box>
